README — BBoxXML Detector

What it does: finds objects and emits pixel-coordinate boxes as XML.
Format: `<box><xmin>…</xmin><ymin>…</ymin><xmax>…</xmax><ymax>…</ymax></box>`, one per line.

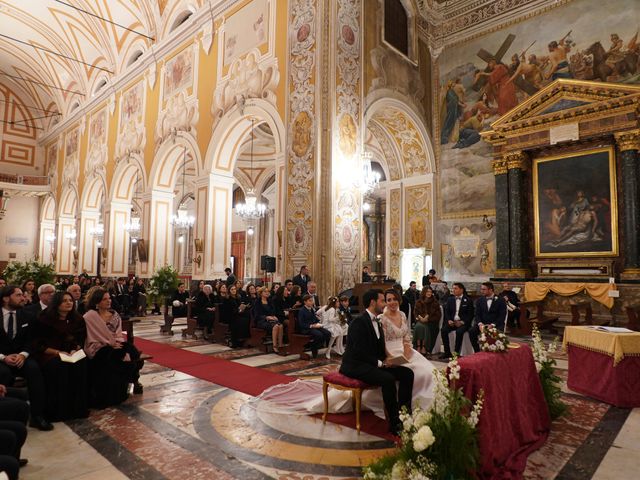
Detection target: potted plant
<box><xmin>148</xmin><ymin>265</ymin><xmax>180</xmax><ymax>333</ymax></box>
<box><xmin>3</xmin><ymin>260</ymin><xmax>56</xmax><ymax>287</ymax></box>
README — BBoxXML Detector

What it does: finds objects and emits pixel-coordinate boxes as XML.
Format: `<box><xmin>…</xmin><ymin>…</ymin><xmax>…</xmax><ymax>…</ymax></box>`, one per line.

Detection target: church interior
<box><xmin>1</xmin><ymin>0</ymin><xmax>639</xmax><ymax>479</ymax></box>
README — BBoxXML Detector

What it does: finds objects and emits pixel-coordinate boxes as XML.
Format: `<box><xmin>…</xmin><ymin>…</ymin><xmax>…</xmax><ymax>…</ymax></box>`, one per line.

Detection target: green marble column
<box><xmin>615</xmin><ymin>130</ymin><xmax>640</xmax><ymax>277</ymax></box>
<box><xmin>492</xmin><ymin>158</ymin><xmax>510</xmax><ymax>273</ymax></box>
<box><xmin>506</xmin><ymin>152</ymin><xmax>530</xmax><ymax>277</ymax></box>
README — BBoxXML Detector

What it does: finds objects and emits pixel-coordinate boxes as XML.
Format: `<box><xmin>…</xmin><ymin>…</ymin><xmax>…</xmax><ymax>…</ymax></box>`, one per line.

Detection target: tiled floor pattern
<box><xmin>20</xmin><ymin>316</ymin><xmax>639</xmax><ymax>479</ymax></box>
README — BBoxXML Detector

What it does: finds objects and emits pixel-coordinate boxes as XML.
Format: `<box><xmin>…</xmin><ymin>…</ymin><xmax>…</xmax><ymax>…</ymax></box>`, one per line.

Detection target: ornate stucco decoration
<box><xmin>115</xmin><ymin>80</ymin><xmax>147</xmax><ymax>164</ymax></box>
<box><xmin>286</xmin><ymin>0</ymin><xmax>318</xmax><ymax>271</ymax></box>
<box><xmin>211</xmin><ymin>48</ymin><xmax>280</xmax><ymax>127</ymax></box>
<box><xmin>62</xmin><ymin>127</ymin><xmax>80</xmax><ymax>189</ymax></box>
<box><xmin>155</xmin><ymin>44</ymin><xmax>199</xmax><ymax>150</ymax></box>
<box><xmin>85</xmin><ymin>108</ymin><xmax>108</xmax><ymax>179</ymax></box>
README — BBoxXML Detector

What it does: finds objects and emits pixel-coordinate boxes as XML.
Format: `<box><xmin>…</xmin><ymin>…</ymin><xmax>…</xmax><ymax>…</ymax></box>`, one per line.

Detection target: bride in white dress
<box><xmin>253</xmin><ymin>289</ymin><xmax>435</xmax><ymax>419</ymax></box>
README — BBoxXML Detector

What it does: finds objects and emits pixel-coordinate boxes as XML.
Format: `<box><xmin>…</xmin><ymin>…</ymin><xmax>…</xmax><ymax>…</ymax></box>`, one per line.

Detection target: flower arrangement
<box><xmin>478</xmin><ymin>323</ymin><xmax>509</xmax><ymax>352</ymax></box>
<box><xmin>531</xmin><ymin>324</ymin><xmax>567</xmax><ymax>420</ymax></box>
<box><xmin>3</xmin><ymin>260</ymin><xmax>56</xmax><ymax>287</ymax></box>
<box><xmin>364</xmin><ymin>358</ymin><xmax>484</xmax><ymax>480</ymax></box>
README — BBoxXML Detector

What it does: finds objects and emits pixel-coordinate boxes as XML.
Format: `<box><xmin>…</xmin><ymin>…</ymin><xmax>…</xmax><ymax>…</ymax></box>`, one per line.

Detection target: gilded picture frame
<box><xmin>533</xmin><ymin>146</ymin><xmax>618</xmax><ymax>257</ymax></box>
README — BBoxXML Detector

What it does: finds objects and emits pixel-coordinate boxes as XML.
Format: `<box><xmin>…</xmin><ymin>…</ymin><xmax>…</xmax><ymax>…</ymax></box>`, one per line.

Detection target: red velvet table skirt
<box><xmin>458</xmin><ymin>344</ymin><xmax>550</xmax><ymax>480</ymax></box>
<box><xmin>567</xmin><ymin>344</ymin><xmax>640</xmax><ymax>408</ymax></box>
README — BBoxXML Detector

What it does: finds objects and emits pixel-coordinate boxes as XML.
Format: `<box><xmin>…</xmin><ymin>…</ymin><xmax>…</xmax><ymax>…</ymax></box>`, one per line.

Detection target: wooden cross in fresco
<box><xmin>473</xmin><ymin>33</ymin><xmax>538</xmax><ymax>96</ymax></box>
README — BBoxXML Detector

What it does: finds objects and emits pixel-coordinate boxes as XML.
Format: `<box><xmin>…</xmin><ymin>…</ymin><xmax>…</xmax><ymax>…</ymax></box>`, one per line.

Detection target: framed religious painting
<box><xmin>533</xmin><ymin>146</ymin><xmax>618</xmax><ymax>257</ymax></box>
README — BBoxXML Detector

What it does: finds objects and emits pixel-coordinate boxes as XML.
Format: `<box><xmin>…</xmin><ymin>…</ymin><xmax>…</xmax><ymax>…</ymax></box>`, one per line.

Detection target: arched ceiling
<box><xmin>0</xmin><ymin>0</ymin><xmax>202</xmax><ymax>126</ymax></box>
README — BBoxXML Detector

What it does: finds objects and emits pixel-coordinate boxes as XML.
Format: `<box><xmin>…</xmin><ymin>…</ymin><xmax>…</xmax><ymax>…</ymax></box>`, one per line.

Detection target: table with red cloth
<box><xmin>457</xmin><ymin>344</ymin><xmax>550</xmax><ymax>480</ymax></box>
<box><xmin>563</xmin><ymin>326</ymin><xmax>640</xmax><ymax>407</ymax></box>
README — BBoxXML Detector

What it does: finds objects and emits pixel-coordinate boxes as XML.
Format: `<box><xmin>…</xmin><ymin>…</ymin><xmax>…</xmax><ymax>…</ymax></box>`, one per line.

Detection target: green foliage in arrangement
<box><xmin>148</xmin><ymin>265</ymin><xmax>180</xmax><ymax>300</ymax></box>
<box><xmin>2</xmin><ymin>260</ymin><xmax>56</xmax><ymax>287</ymax></box>
<box><xmin>531</xmin><ymin>324</ymin><xmax>567</xmax><ymax>420</ymax></box>
<box><xmin>364</xmin><ymin>358</ymin><xmax>484</xmax><ymax>480</ymax></box>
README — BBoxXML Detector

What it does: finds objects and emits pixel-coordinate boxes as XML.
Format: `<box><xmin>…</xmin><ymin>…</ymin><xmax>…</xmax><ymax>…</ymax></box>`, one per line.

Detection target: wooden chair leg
<box><xmin>354</xmin><ymin>388</ymin><xmax>362</xmax><ymax>434</ymax></box>
<box><xmin>322</xmin><ymin>381</ymin><xmax>329</xmax><ymax>424</ymax></box>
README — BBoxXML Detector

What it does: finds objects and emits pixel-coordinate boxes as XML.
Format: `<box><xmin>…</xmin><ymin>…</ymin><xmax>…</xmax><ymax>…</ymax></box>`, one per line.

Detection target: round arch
<box><xmin>40</xmin><ymin>195</ymin><xmax>56</xmax><ymax>222</ymax></box>
<box><xmin>109</xmin><ymin>155</ymin><xmax>147</xmax><ymax>203</ymax></box>
<box><xmin>149</xmin><ymin>132</ymin><xmax>202</xmax><ymax>193</ymax></box>
<box><xmin>364</xmin><ymin>91</ymin><xmax>436</xmax><ymax>175</ymax></box>
<box><xmin>204</xmin><ymin>98</ymin><xmax>286</xmax><ymax>176</ymax></box>
<box><xmin>80</xmin><ymin>175</ymin><xmax>107</xmax><ymax>213</ymax></box>
<box><xmin>58</xmin><ymin>185</ymin><xmax>78</xmax><ymax>218</ymax></box>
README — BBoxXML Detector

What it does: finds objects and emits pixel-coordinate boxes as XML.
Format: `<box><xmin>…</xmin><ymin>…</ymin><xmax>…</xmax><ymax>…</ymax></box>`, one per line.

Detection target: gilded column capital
<box><xmin>615</xmin><ymin>130</ymin><xmax>640</xmax><ymax>152</ymax></box>
<box><xmin>504</xmin><ymin>150</ymin><xmax>529</xmax><ymax>170</ymax></box>
<box><xmin>492</xmin><ymin>159</ymin><xmax>508</xmax><ymax>175</ymax></box>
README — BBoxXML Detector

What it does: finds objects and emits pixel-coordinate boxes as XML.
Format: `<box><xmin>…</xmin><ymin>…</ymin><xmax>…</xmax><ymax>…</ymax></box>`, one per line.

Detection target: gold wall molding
<box><xmin>492</xmin><ymin>159</ymin><xmax>507</xmax><ymax>176</ymax></box>
<box><xmin>505</xmin><ymin>151</ymin><xmax>528</xmax><ymax>170</ymax></box>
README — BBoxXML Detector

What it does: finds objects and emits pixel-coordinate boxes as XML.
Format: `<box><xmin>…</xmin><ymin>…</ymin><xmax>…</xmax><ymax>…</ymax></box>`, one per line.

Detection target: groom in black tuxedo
<box><xmin>340</xmin><ymin>289</ymin><xmax>414</xmax><ymax>435</ymax></box>
<box><xmin>469</xmin><ymin>282</ymin><xmax>508</xmax><ymax>352</ymax></box>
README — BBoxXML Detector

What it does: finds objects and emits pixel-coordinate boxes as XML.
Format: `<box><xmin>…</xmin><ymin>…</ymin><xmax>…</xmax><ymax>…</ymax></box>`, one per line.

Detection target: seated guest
<box><xmin>286</xmin><ymin>285</ymin><xmax>303</xmax><ymax>310</ymax></box>
<box><xmin>413</xmin><ymin>287</ymin><xmax>442</xmax><ymax>357</ymax></box>
<box><xmin>111</xmin><ymin>277</ymin><xmax>130</xmax><ymax>316</ymax></box>
<box><xmin>338</xmin><ymin>296</ymin><xmax>353</xmax><ymax>325</ymax></box>
<box><xmin>501</xmin><ymin>282</ymin><xmax>520</xmax><ymax>328</ymax></box>
<box><xmin>228</xmin><ymin>285</ymin><xmax>250</xmax><ymax>347</ymax></box>
<box><xmin>20</xmin><ymin>280</ymin><xmax>37</xmax><ymax>306</ymax></box>
<box><xmin>245</xmin><ymin>283</ymin><xmax>258</xmax><ymax>304</ymax></box>
<box><xmin>340</xmin><ymin>288</ymin><xmax>414</xmax><ymax>435</ymax></box>
<box><xmin>307</xmin><ymin>282</ymin><xmax>320</xmax><ymax>309</ymax></box>
<box><xmin>83</xmin><ymin>288</ymin><xmax>142</xmax><ymax>407</ymax></box>
<box><xmin>22</xmin><ymin>284</ymin><xmax>55</xmax><ymax>322</ymax></box>
<box><xmin>31</xmin><ymin>291</ymin><xmax>88</xmax><ymax>421</ymax></box>
<box><xmin>195</xmin><ymin>284</ymin><xmax>216</xmax><ymax>335</ymax></box>
<box><xmin>362</xmin><ymin>266</ymin><xmax>372</xmax><ymax>282</ymax></box>
<box><xmin>171</xmin><ymin>283</ymin><xmax>189</xmax><ymax>318</ymax></box>
<box><xmin>132</xmin><ymin>278</ymin><xmax>147</xmax><ymax>317</ymax></box>
<box><xmin>440</xmin><ymin>282</ymin><xmax>474</xmax><ymax>359</ymax></box>
<box><xmin>235</xmin><ymin>280</ymin><xmax>246</xmax><ymax>302</ymax></box>
<box><xmin>254</xmin><ymin>288</ymin><xmax>285</xmax><ymax>354</ymax></box>
<box><xmin>0</xmin><ymin>286</ymin><xmax>52</xmax><ymax>431</ymax></box>
<box><xmin>191</xmin><ymin>280</ymin><xmax>205</xmax><ymax>299</ymax></box>
<box><xmin>421</xmin><ymin>269</ymin><xmax>439</xmax><ymax>287</ymax></box>
<box><xmin>0</xmin><ymin>384</ymin><xmax>29</xmax><ymax>480</ymax></box>
<box><xmin>67</xmin><ymin>284</ymin><xmax>84</xmax><ymax>314</ymax></box>
<box><xmin>271</xmin><ymin>286</ymin><xmax>289</xmax><ymax>323</ymax></box>
<box><xmin>468</xmin><ymin>282</ymin><xmax>507</xmax><ymax>353</ymax></box>
<box><xmin>316</xmin><ymin>296</ymin><xmax>347</xmax><ymax>358</ymax></box>
<box><xmin>297</xmin><ymin>295</ymin><xmax>330</xmax><ymax>358</ymax></box>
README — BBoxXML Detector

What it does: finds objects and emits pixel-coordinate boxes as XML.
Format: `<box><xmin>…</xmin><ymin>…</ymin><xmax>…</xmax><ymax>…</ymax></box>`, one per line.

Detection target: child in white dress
<box><xmin>316</xmin><ymin>296</ymin><xmax>348</xmax><ymax>358</ymax></box>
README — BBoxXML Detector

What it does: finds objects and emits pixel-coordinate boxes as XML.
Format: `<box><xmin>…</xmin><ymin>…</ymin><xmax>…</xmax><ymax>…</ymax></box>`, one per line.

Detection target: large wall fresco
<box><xmin>437</xmin><ymin>0</ymin><xmax>640</xmax><ymax>217</ymax></box>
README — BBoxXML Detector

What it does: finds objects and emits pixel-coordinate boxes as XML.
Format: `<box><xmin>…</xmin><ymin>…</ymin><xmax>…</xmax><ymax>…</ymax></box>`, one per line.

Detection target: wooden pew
<box><xmin>122</xmin><ymin>317</ymin><xmax>141</xmax><ymax>344</ymax></box>
<box><xmin>625</xmin><ymin>304</ymin><xmax>640</xmax><ymax>331</ymax></box>
<box><xmin>285</xmin><ymin>308</ymin><xmax>313</xmax><ymax>360</ymax></box>
<box><xmin>570</xmin><ymin>301</ymin><xmax>594</xmax><ymax>326</ymax></box>
<box><xmin>181</xmin><ymin>300</ymin><xmax>200</xmax><ymax>339</ymax></box>
<box><xmin>212</xmin><ymin>304</ymin><xmax>229</xmax><ymax>344</ymax></box>
<box><xmin>517</xmin><ymin>300</ymin><xmax>559</xmax><ymax>335</ymax></box>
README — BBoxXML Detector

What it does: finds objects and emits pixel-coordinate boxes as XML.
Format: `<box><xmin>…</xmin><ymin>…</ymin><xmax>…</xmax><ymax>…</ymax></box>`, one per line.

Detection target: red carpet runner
<box><xmin>135</xmin><ymin>337</ymin><xmax>393</xmax><ymax>440</ymax></box>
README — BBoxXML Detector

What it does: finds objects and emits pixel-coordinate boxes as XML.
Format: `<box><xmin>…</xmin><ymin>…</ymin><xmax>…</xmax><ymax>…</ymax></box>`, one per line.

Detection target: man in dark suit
<box><xmin>225</xmin><ymin>268</ymin><xmax>237</xmax><ymax>288</ymax></box>
<box><xmin>66</xmin><ymin>283</ymin><xmax>85</xmax><ymax>315</ymax></box>
<box><xmin>306</xmin><ymin>282</ymin><xmax>320</xmax><ymax>309</ymax></box>
<box><xmin>340</xmin><ymin>289</ymin><xmax>414</xmax><ymax>435</ymax></box>
<box><xmin>469</xmin><ymin>282</ymin><xmax>508</xmax><ymax>352</ymax></box>
<box><xmin>0</xmin><ymin>384</ymin><xmax>29</xmax><ymax>476</ymax></box>
<box><xmin>0</xmin><ymin>286</ymin><xmax>52</xmax><ymax>431</ymax></box>
<box><xmin>440</xmin><ymin>282</ymin><xmax>474</xmax><ymax>359</ymax></box>
<box><xmin>292</xmin><ymin>265</ymin><xmax>311</xmax><ymax>294</ymax></box>
<box><xmin>297</xmin><ymin>295</ymin><xmax>331</xmax><ymax>358</ymax></box>
<box><xmin>362</xmin><ymin>266</ymin><xmax>372</xmax><ymax>282</ymax></box>
<box><xmin>21</xmin><ymin>284</ymin><xmax>55</xmax><ymax>322</ymax></box>
<box><xmin>112</xmin><ymin>277</ymin><xmax>130</xmax><ymax>316</ymax></box>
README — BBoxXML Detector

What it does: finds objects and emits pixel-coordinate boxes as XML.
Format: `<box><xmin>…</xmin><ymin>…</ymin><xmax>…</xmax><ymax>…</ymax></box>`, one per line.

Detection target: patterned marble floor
<box><xmin>19</xmin><ymin>317</ymin><xmax>640</xmax><ymax>479</ymax></box>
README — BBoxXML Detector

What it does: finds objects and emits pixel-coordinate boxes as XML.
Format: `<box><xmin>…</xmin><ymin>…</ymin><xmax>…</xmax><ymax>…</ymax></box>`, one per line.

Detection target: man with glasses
<box><xmin>22</xmin><ymin>284</ymin><xmax>55</xmax><ymax>322</ymax></box>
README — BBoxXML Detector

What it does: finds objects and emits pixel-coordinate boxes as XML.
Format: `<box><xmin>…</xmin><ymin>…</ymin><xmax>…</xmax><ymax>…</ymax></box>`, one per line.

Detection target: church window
<box><xmin>384</xmin><ymin>0</ymin><xmax>409</xmax><ymax>57</ymax></box>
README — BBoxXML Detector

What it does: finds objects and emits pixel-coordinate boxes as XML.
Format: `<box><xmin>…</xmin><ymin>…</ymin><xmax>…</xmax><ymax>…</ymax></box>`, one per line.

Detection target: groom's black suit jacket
<box><xmin>340</xmin><ymin>311</ymin><xmax>386</xmax><ymax>378</ymax></box>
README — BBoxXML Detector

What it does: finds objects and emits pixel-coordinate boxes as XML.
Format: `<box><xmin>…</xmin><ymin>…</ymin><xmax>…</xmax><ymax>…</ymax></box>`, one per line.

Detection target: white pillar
<box><xmin>56</xmin><ymin>216</ymin><xmax>76</xmax><ymax>274</ymax></box>
<box><xmin>144</xmin><ymin>190</ymin><xmax>175</xmax><ymax>275</ymax></box>
<box><xmin>39</xmin><ymin>220</ymin><xmax>56</xmax><ymax>264</ymax></box>
<box><xmin>201</xmin><ymin>174</ymin><xmax>234</xmax><ymax>279</ymax></box>
<box><xmin>105</xmin><ymin>201</ymin><xmax>131</xmax><ymax>277</ymax></box>
<box><xmin>78</xmin><ymin>211</ymin><xmax>101</xmax><ymax>275</ymax></box>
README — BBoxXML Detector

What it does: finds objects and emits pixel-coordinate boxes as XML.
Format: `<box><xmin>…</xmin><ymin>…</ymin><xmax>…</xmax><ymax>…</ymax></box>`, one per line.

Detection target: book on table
<box><xmin>59</xmin><ymin>350</ymin><xmax>86</xmax><ymax>363</ymax></box>
<box><xmin>587</xmin><ymin>326</ymin><xmax>635</xmax><ymax>333</ymax></box>
<box><xmin>386</xmin><ymin>355</ymin><xmax>410</xmax><ymax>366</ymax></box>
